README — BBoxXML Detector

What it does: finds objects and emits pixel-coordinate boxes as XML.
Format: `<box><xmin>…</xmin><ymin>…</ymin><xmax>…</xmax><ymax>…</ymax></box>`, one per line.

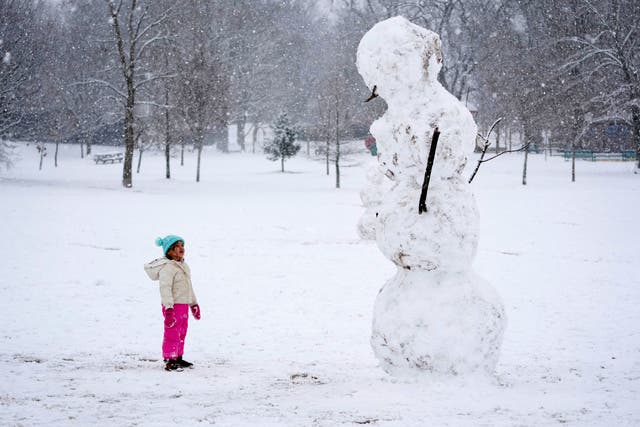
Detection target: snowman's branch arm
<box><xmin>480</xmin><ymin>142</ymin><xmax>531</xmax><ymax>162</ymax></box>
<box><xmin>468</xmin><ymin>117</ymin><xmax>502</xmax><ymax>184</ymax></box>
<box><xmin>467</xmin><ymin>142</ymin><xmax>490</xmax><ymax>184</ymax></box>
<box><xmin>418</xmin><ymin>127</ymin><xmax>441</xmax><ymax>214</ymax></box>
<box><xmin>479</xmin><ymin>117</ymin><xmax>503</xmax><ymax>145</ymax></box>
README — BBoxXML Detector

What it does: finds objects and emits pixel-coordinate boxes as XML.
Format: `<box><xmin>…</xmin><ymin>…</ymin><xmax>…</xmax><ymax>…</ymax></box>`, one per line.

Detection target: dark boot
<box><xmin>164</xmin><ymin>359</ymin><xmax>184</xmax><ymax>372</ymax></box>
<box><xmin>176</xmin><ymin>356</ymin><xmax>193</xmax><ymax>368</ymax></box>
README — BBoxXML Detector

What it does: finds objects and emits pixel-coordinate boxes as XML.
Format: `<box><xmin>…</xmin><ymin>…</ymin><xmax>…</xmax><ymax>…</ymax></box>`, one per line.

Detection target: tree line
<box><xmin>1</xmin><ymin>0</ymin><xmax>638</xmax><ymax>184</ymax></box>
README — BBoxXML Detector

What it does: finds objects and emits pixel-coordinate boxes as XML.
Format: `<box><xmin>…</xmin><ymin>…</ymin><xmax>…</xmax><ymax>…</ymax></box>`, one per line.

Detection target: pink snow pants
<box><xmin>162</xmin><ymin>304</ymin><xmax>189</xmax><ymax>360</ymax></box>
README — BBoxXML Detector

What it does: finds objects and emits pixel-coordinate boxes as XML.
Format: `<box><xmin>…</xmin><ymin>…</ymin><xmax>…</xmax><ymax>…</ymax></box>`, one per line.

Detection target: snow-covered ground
<box><xmin>1</xmin><ymin>142</ymin><xmax>639</xmax><ymax>426</ymax></box>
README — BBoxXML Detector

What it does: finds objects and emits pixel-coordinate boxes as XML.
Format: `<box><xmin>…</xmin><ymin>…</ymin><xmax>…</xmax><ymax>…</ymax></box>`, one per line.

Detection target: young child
<box><xmin>144</xmin><ymin>235</ymin><xmax>201</xmax><ymax>371</ymax></box>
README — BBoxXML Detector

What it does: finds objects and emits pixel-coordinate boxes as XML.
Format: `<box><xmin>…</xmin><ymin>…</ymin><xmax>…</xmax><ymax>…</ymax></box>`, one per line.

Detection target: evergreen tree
<box><xmin>265</xmin><ymin>112</ymin><xmax>300</xmax><ymax>172</ymax></box>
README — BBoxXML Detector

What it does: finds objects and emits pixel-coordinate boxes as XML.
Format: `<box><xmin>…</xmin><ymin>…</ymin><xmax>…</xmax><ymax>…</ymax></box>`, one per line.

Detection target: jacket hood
<box><xmin>144</xmin><ymin>257</ymin><xmax>171</xmax><ymax>281</ymax></box>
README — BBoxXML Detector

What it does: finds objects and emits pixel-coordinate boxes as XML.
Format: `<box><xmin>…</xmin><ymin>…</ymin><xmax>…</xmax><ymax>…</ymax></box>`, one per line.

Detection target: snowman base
<box><xmin>371</xmin><ymin>268</ymin><xmax>506</xmax><ymax>377</ymax></box>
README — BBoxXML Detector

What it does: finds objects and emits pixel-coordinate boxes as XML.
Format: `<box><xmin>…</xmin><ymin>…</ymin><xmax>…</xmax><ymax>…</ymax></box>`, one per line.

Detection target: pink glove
<box><xmin>164</xmin><ymin>308</ymin><xmax>176</xmax><ymax>328</ymax></box>
<box><xmin>190</xmin><ymin>304</ymin><xmax>201</xmax><ymax>320</ymax></box>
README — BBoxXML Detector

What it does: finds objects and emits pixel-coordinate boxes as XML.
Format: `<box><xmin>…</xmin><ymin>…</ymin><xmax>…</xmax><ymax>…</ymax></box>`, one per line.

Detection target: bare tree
<box><xmin>224</xmin><ymin>1</ymin><xmax>311</xmax><ymax>153</ymax></box>
<box><xmin>0</xmin><ymin>0</ymin><xmax>46</xmax><ymax>162</ymax></box>
<box><xmin>560</xmin><ymin>0</ymin><xmax>640</xmax><ymax>169</ymax></box>
<box><xmin>104</xmin><ymin>0</ymin><xmax>173</xmax><ymax>187</ymax></box>
<box><xmin>173</xmin><ymin>1</ymin><xmax>229</xmax><ymax>182</ymax></box>
<box><xmin>48</xmin><ymin>1</ymin><xmax>122</xmax><ymax>159</ymax></box>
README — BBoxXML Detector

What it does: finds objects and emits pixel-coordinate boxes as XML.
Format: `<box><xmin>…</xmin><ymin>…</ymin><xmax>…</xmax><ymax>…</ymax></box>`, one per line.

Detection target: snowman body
<box><xmin>356</xmin><ymin>16</ymin><xmax>506</xmax><ymax>376</ymax></box>
<box><xmin>357</xmin><ymin>160</ymin><xmax>388</xmax><ymax>240</ymax></box>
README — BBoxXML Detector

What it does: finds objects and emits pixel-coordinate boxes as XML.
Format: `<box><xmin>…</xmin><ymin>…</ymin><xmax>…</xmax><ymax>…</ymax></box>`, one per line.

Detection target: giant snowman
<box><xmin>356</xmin><ymin>16</ymin><xmax>506</xmax><ymax>376</ymax></box>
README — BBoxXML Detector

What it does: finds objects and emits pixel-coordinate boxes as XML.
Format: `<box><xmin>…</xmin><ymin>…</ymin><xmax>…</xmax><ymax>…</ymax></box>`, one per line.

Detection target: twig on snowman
<box><xmin>418</xmin><ymin>127</ymin><xmax>441</xmax><ymax>214</ymax></box>
<box><xmin>364</xmin><ymin>85</ymin><xmax>378</xmax><ymax>102</ymax></box>
<box><xmin>468</xmin><ymin>118</ymin><xmax>531</xmax><ymax>184</ymax></box>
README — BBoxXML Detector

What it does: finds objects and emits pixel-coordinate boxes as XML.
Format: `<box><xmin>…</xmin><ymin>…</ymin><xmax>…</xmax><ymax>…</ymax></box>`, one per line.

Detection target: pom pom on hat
<box><xmin>155</xmin><ymin>235</ymin><xmax>185</xmax><ymax>255</ymax></box>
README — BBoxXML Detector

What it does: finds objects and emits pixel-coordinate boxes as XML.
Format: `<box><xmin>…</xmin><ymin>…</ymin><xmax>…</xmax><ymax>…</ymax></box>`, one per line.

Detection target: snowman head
<box><xmin>357</xmin><ymin>16</ymin><xmax>442</xmax><ymax>100</ymax></box>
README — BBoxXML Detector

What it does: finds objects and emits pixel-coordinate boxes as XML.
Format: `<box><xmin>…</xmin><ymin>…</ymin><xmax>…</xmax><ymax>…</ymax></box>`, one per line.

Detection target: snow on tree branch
<box><xmin>133</xmin><ymin>6</ymin><xmax>175</xmax><ymax>46</ymax></box>
<box><xmin>134</xmin><ymin>72</ymin><xmax>177</xmax><ymax>91</ymax></box>
<box><xmin>71</xmin><ymin>79</ymin><xmax>127</xmax><ymax>100</ymax></box>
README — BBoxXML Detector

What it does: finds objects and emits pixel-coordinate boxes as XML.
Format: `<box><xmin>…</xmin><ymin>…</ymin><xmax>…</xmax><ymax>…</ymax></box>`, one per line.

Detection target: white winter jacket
<box><xmin>144</xmin><ymin>258</ymin><xmax>198</xmax><ymax>309</ymax></box>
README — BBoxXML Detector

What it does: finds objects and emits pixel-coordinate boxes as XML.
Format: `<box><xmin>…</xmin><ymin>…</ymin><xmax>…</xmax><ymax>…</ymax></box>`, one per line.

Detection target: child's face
<box><xmin>167</xmin><ymin>241</ymin><xmax>185</xmax><ymax>261</ymax></box>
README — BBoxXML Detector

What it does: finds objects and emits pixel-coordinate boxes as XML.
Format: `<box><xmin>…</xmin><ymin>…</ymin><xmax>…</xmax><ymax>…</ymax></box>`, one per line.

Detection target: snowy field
<box><xmin>1</xmin><ymin>142</ymin><xmax>639</xmax><ymax>426</ymax></box>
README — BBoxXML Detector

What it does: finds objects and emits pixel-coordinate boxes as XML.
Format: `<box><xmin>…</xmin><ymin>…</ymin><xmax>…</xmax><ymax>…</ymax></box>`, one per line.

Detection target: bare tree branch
<box><xmin>134</xmin><ymin>34</ymin><xmax>172</xmax><ymax>63</ymax></box>
<box><xmin>71</xmin><ymin>79</ymin><xmax>127</xmax><ymax>100</ymax></box>
<box><xmin>133</xmin><ymin>5</ymin><xmax>175</xmax><ymax>45</ymax></box>
<box><xmin>134</xmin><ymin>72</ymin><xmax>178</xmax><ymax>90</ymax></box>
<box><xmin>137</xmin><ymin>100</ymin><xmax>172</xmax><ymax>109</ymax></box>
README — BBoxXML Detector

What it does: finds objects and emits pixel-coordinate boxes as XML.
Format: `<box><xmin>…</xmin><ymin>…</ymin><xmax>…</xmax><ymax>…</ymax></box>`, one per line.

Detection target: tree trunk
<box><xmin>544</xmin><ymin>131</ymin><xmax>549</xmax><ymax>161</ymax></box>
<box><xmin>122</xmin><ymin>94</ymin><xmax>135</xmax><ymax>188</ymax></box>
<box><xmin>54</xmin><ymin>140</ymin><xmax>59</xmax><ymax>167</ymax></box>
<box><xmin>110</xmin><ymin>2</ymin><xmax>136</xmax><ymax>188</ymax></box>
<box><xmin>80</xmin><ymin>137</ymin><xmax>84</xmax><ymax>159</ymax></box>
<box><xmin>165</xmin><ymin>141</ymin><xmax>171</xmax><ymax>179</ymax></box>
<box><xmin>236</xmin><ymin>115</ymin><xmax>246</xmax><ymax>151</ymax></box>
<box><xmin>325</xmin><ymin>136</ymin><xmax>330</xmax><ymax>176</ymax></box>
<box><xmin>86</xmin><ymin>131</ymin><xmax>92</xmax><ymax>156</ymax></box>
<box><xmin>335</xmin><ymin>109</ymin><xmax>340</xmax><ymax>189</ymax></box>
<box><xmin>281</xmin><ymin>156</ymin><xmax>284</xmax><ymax>172</ymax></box>
<box><xmin>521</xmin><ymin>119</ymin><xmax>541</xmax><ymax>186</ymax></box>
<box><xmin>137</xmin><ymin>146</ymin><xmax>143</xmax><ymax>174</ymax></box>
<box><xmin>632</xmin><ymin>104</ymin><xmax>640</xmax><ymax>170</ymax></box>
<box><xmin>38</xmin><ymin>146</ymin><xmax>44</xmax><ymax>171</ymax></box>
<box><xmin>335</xmin><ymin>148</ymin><xmax>340</xmax><ymax>188</ymax></box>
<box><xmin>572</xmin><ymin>146</ymin><xmax>576</xmax><ymax>182</ymax></box>
<box><xmin>196</xmin><ymin>145</ymin><xmax>202</xmax><ymax>182</ymax></box>
<box><xmin>164</xmin><ymin>85</ymin><xmax>171</xmax><ymax>179</ymax></box>
<box><xmin>495</xmin><ymin>123</ymin><xmax>500</xmax><ymax>154</ymax></box>
<box><xmin>252</xmin><ymin>124</ymin><xmax>259</xmax><ymax>154</ymax></box>
<box><xmin>196</xmin><ymin>132</ymin><xmax>203</xmax><ymax>182</ymax></box>
<box><xmin>181</xmin><ymin>139</ymin><xmax>185</xmax><ymax>166</ymax></box>
<box><xmin>521</xmin><ymin>122</ymin><xmax>531</xmax><ymax>186</ymax></box>
<box><xmin>522</xmin><ymin>143</ymin><xmax>529</xmax><ymax>186</ymax></box>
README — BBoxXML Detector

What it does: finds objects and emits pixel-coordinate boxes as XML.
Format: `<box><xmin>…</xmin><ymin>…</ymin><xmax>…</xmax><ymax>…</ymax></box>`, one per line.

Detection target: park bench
<box><xmin>93</xmin><ymin>152</ymin><xmax>124</xmax><ymax>164</ymax></box>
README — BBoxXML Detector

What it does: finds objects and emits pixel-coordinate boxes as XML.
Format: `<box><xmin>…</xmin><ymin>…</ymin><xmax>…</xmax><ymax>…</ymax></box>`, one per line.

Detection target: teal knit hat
<box><xmin>155</xmin><ymin>235</ymin><xmax>185</xmax><ymax>255</ymax></box>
